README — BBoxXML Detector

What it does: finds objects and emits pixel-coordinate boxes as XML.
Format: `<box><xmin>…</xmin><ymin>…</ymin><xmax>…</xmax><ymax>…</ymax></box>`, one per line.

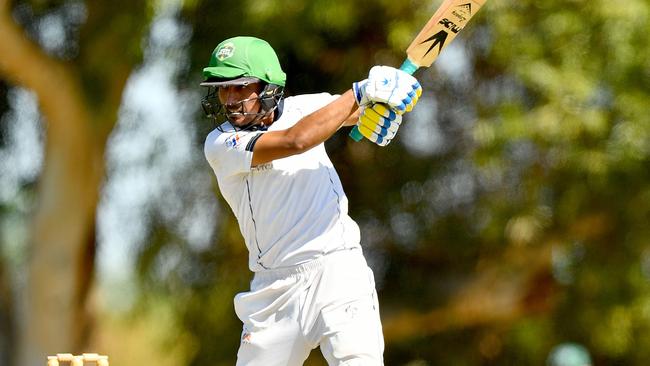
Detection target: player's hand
<box><xmin>352</xmin><ymin>66</ymin><xmax>422</xmax><ymax>113</ymax></box>
<box><xmin>356</xmin><ymin>103</ymin><xmax>402</xmax><ymax>146</ymax></box>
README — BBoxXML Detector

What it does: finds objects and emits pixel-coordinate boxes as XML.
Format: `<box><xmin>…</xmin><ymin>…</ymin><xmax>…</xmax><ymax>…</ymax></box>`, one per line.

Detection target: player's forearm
<box><xmin>287</xmin><ymin>90</ymin><xmax>358</xmax><ymax>149</ymax></box>
<box><xmin>252</xmin><ymin>90</ymin><xmax>358</xmax><ymax>166</ymax></box>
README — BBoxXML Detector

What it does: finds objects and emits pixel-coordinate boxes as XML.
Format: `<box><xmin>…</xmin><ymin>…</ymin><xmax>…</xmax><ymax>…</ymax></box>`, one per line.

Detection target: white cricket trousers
<box><xmin>234</xmin><ymin>248</ymin><xmax>384</xmax><ymax>365</ymax></box>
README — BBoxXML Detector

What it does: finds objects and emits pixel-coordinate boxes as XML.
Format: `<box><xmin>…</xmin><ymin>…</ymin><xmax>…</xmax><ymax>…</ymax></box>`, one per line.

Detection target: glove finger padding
<box><xmin>405</xmin><ymin>84</ymin><xmax>423</xmax><ymax>112</ymax></box>
<box><xmin>357</xmin><ymin>103</ymin><xmax>403</xmax><ymax>146</ymax></box>
<box><xmin>364</xmin><ymin>66</ymin><xmax>423</xmax><ymax>113</ymax></box>
<box><xmin>369</xmin><ymin>103</ymin><xmax>399</xmax><ymax>120</ymax></box>
<box><xmin>358</xmin><ymin>124</ymin><xmax>393</xmax><ymax>146</ymax></box>
<box><xmin>359</xmin><ymin>106</ymin><xmax>400</xmax><ymax>134</ymax></box>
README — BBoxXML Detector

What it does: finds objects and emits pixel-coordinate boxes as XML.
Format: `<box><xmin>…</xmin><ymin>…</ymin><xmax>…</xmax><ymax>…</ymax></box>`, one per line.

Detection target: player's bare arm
<box><xmin>251</xmin><ymin>64</ymin><xmax>424</xmax><ymax>166</ymax></box>
<box><xmin>251</xmin><ymin>90</ymin><xmax>358</xmax><ymax>166</ymax></box>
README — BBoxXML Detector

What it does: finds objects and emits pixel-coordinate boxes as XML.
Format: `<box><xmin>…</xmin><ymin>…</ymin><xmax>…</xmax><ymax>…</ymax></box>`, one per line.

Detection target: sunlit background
<box><xmin>1</xmin><ymin>0</ymin><xmax>649</xmax><ymax>365</ymax></box>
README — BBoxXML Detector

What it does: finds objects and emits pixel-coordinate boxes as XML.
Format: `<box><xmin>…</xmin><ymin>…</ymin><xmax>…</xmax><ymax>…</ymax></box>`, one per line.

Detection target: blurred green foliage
<box><xmin>149</xmin><ymin>0</ymin><xmax>649</xmax><ymax>364</ymax></box>
<box><xmin>83</xmin><ymin>0</ymin><xmax>648</xmax><ymax>364</ymax></box>
<box><xmin>2</xmin><ymin>0</ymin><xmax>648</xmax><ymax>364</ymax></box>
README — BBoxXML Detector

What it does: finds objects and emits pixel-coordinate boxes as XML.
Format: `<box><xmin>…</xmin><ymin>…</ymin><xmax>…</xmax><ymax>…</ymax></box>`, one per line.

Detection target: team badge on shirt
<box><xmin>226</xmin><ymin>133</ymin><xmax>241</xmax><ymax>148</ymax></box>
<box><xmin>241</xmin><ymin>327</ymin><xmax>252</xmax><ymax>344</ymax></box>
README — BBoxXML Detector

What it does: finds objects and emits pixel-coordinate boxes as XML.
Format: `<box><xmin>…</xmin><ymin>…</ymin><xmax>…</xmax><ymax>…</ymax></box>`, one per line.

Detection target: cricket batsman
<box><xmin>200</xmin><ymin>36</ymin><xmax>421</xmax><ymax>365</ymax></box>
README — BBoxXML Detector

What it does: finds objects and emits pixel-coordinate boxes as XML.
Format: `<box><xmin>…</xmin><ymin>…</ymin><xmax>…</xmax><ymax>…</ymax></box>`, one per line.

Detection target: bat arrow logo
<box><xmin>459</xmin><ymin>3</ymin><xmax>472</xmax><ymax>15</ymax></box>
<box><xmin>420</xmin><ymin>30</ymin><xmax>448</xmax><ymax>57</ymax></box>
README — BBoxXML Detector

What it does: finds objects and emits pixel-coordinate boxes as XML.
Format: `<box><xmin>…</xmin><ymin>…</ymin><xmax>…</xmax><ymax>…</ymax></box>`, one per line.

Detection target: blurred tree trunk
<box><xmin>0</xmin><ymin>1</ymin><xmax>149</xmax><ymax>365</ymax></box>
<box><xmin>383</xmin><ymin>243</ymin><xmax>556</xmax><ymax>341</ymax></box>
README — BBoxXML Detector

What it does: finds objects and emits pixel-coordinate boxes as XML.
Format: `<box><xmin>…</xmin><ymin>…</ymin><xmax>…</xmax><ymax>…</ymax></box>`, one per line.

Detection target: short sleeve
<box><xmin>204</xmin><ymin>128</ymin><xmax>264</xmax><ymax>178</ymax></box>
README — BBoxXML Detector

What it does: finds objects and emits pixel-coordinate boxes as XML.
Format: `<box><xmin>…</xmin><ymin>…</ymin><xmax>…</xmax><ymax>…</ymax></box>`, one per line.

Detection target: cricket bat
<box><xmin>350</xmin><ymin>0</ymin><xmax>487</xmax><ymax>141</ymax></box>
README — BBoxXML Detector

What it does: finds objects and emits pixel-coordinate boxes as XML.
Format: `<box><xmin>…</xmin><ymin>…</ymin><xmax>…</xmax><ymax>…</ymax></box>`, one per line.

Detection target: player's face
<box><xmin>218</xmin><ymin>83</ymin><xmax>264</xmax><ymax>126</ymax></box>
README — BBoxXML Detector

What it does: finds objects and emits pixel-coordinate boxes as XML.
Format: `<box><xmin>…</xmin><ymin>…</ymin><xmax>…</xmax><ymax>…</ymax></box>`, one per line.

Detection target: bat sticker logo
<box><xmin>452</xmin><ymin>4</ymin><xmax>472</xmax><ymax>22</ymax></box>
<box><xmin>440</xmin><ymin>18</ymin><xmax>462</xmax><ymax>33</ymax></box>
<box><xmin>458</xmin><ymin>4</ymin><xmax>472</xmax><ymax>14</ymax></box>
<box><xmin>420</xmin><ymin>30</ymin><xmax>449</xmax><ymax>57</ymax></box>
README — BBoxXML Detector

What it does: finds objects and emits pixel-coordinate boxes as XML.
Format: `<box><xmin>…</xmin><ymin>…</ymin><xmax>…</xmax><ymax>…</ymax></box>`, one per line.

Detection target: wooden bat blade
<box><xmin>406</xmin><ymin>0</ymin><xmax>486</xmax><ymax>68</ymax></box>
<box><xmin>349</xmin><ymin>0</ymin><xmax>487</xmax><ymax>142</ymax></box>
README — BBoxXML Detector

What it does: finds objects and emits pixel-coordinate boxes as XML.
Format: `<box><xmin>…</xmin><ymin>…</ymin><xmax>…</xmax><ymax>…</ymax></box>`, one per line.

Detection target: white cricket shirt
<box><xmin>204</xmin><ymin>93</ymin><xmax>361</xmax><ymax>272</ymax></box>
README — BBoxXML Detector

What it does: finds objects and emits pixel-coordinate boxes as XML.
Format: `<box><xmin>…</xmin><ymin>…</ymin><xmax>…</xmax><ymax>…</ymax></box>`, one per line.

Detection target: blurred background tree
<box><xmin>0</xmin><ymin>0</ymin><xmax>648</xmax><ymax>365</ymax></box>
<box><xmin>0</xmin><ymin>0</ymin><xmax>152</xmax><ymax>364</ymax></box>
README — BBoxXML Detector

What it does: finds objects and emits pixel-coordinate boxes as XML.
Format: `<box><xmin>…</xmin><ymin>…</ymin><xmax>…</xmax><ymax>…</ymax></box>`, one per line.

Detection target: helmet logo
<box><xmin>216</xmin><ymin>42</ymin><xmax>235</xmax><ymax>61</ymax></box>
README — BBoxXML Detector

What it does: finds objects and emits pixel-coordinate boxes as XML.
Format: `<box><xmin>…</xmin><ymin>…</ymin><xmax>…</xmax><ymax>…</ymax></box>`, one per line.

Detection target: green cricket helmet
<box><xmin>200</xmin><ymin>36</ymin><xmax>286</xmax><ymax>129</ymax></box>
<box><xmin>201</xmin><ymin>36</ymin><xmax>286</xmax><ymax>87</ymax></box>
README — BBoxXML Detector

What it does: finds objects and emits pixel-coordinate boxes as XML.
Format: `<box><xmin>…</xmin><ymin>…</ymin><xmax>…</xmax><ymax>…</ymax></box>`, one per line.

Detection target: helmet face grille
<box><xmin>259</xmin><ymin>84</ymin><xmax>284</xmax><ymax>113</ymax></box>
<box><xmin>200</xmin><ymin>85</ymin><xmax>284</xmax><ymax>131</ymax></box>
<box><xmin>201</xmin><ymin>87</ymin><xmax>222</xmax><ymax>119</ymax></box>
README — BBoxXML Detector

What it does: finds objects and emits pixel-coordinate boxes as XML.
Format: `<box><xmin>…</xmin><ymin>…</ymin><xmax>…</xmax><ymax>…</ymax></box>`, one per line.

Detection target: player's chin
<box><xmin>230</xmin><ymin>115</ymin><xmax>256</xmax><ymax>128</ymax></box>
<box><xmin>228</xmin><ymin>114</ymin><xmax>247</xmax><ymax>125</ymax></box>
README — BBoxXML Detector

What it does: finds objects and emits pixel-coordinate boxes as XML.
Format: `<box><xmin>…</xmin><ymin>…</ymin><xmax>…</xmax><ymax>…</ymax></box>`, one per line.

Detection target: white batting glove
<box><xmin>356</xmin><ymin>103</ymin><xmax>402</xmax><ymax>146</ymax></box>
<box><xmin>353</xmin><ymin>66</ymin><xmax>423</xmax><ymax>113</ymax></box>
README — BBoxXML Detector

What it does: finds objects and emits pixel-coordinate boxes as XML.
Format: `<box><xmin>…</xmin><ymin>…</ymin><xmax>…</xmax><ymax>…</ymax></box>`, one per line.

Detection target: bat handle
<box><xmin>398</xmin><ymin>58</ymin><xmax>419</xmax><ymax>75</ymax></box>
<box><xmin>348</xmin><ymin>123</ymin><xmax>364</xmax><ymax>142</ymax></box>
<box><xmin>349</xmin><ymin>58</ymin><xmax>420</xmax><ymax>141</ymax></box>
